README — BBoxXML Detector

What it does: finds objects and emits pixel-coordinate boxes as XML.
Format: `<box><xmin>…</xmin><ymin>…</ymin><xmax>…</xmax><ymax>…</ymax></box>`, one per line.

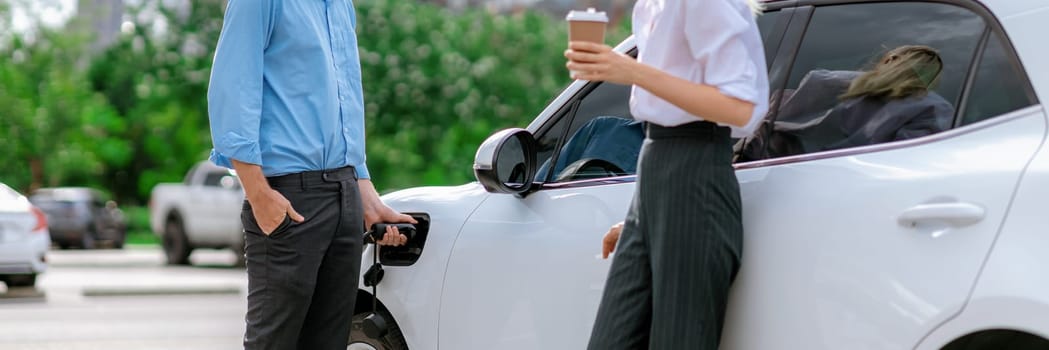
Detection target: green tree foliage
<box><xmin>87</xmin><ymin>0</ymin><xmax>226</xmax><ymax>201</ymax></box>
<box><xmin>0</xmin><ymin>0</ymin><xmax>631</xmax><ymax>202</ymax></box>
<box><xmin>0</xmin><ymin>30</ymin><xmax>129</xmax><ymax>193</ymax></box>
<box><xmin>346</xmin><ymin>0</ymin><xmax>628</xmax><ymax>189</ymax></box>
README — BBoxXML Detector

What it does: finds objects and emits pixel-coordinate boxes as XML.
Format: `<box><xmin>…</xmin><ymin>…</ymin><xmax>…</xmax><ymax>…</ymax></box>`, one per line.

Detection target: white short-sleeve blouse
<box><xmin>630</xmin><ymin>0</ymin><xmax>770</xmax><ymax>138</ymax></box>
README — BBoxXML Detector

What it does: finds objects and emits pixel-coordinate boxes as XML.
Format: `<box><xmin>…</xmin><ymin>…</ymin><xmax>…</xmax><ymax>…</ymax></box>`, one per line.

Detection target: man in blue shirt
<box><xmin>207</xmin><ymin>1</ymin><xmax>413</xmax><ymax>349</ymax></box>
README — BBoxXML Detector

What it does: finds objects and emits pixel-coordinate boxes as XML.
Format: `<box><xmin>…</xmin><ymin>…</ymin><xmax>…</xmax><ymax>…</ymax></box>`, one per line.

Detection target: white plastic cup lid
<box><xmin>566</xmin><ymin>8</ymin><xmax>609</xmax><ymax>23</ymax></box>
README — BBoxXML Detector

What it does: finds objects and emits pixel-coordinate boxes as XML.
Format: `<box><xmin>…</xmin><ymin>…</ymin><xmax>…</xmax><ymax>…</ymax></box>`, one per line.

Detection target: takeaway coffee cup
<box><xmin>566</xmin><ymin>8</ymin><xmax>609</xmax><ymax>78</ymax></box>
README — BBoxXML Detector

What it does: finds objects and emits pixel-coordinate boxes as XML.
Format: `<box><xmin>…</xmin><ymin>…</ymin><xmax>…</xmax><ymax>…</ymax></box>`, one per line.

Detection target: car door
<box><xmin>184</xmin><ymin>168</ymin><xmax>215</xmax><ymax>241</ymax></box>
<box><xmin>721</xmin><ymin>2</ymin><xmax>1043</xmax><ymax>349</ymax></box>
<box><xmin>438</xmin><ymin>10</ymin><xmax>792</xmax><ymax>349</ymax></box>
<box><xmin>206</xmin><ymin>170</ymin><xmax>244</xmax><ymax>242</ymax></box>
<box><xmin>186</xmin><ymin>168</ymin><xmax>237</xmax><ymax>244</ymax></box>
<box><xmin>439</xmin><ymin>80</ymin><xmax>638</xmax><ymax>350</ymax></box>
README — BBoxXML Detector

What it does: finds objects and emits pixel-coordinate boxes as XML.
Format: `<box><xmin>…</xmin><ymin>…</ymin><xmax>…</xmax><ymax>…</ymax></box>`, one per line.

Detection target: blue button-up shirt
<box><xmin>208</xmin><ymin>0</ymin><xmax>370</xmax><ymax>179</ymax></box>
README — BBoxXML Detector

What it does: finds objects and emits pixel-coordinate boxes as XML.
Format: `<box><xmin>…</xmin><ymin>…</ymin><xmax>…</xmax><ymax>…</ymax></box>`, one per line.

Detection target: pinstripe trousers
<box><xmin>588</xmin><ymin>121</ymin><xmax>743</xmax><ymax>350</ymax></box>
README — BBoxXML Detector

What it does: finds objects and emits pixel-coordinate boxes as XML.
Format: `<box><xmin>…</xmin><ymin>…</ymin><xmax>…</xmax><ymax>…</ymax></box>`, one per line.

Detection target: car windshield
<box><xmin>30</xmin><ymin>197</ymin><xmax>81</xmax><ymax>209</ymax></box>
<box><xmin>31</xmin><ymin>188</ymin><xmax>95</xmax><ymax>201</ymax></box>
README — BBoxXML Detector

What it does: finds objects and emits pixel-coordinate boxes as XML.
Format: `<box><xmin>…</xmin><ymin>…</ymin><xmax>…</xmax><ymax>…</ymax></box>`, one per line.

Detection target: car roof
<box><xmin>30</xmin><ymin>187</ymin><xmax>103</xmax><ymax>201</ymax></box>
<box><xmin>0</xmin><ymin>183</ymin><xmax>30</xmax><ymax>212</ymax></box>
<box><xmin>752</xmin><ymin>0</ymin><xmax>1048</xmax><ymax>103</ymax></box>
<box><xmin>0</xmin><ymin>183</ymin><xmax>23</xmax><ymax>201</ymax></box>
<box><xmin>198</xmin><ymin>160</ymin><xmax>231</xmax><ymax>173</ymax></box>
<box><xmin>759</xmin><ymin>0</ymin><xmax>1046</xmax><ymax>18</ymax></box>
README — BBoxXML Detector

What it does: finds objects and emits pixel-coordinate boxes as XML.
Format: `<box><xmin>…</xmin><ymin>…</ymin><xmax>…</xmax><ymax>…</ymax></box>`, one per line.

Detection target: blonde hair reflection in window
<box><xmin>841</xmin><ymin>45</ymin><xmax>944</xmax><ymax>101</ymax></box>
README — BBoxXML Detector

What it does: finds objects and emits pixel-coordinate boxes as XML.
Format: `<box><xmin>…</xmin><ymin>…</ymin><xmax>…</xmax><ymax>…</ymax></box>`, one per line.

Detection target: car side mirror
<box><xmin>473</xmin><ymin>128</ymin><xmax>538</xmax><ymax>194</ymax></box>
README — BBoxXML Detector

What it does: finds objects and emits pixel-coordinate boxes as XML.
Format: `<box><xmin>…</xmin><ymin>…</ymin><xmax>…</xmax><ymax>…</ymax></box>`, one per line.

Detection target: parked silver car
<box><xmin>150</xmin><ymin>161</ymin><xmax>244</xmax><ymax>265</ymax></box>
<box><xmin>30</xmin><ymin>187</ymin><xmax>127</xmax><ymax>249</ymax></box>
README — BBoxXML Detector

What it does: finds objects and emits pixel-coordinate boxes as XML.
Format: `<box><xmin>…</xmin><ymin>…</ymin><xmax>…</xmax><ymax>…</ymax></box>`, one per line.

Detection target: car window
<box><xmin>202</xmin><ymin>172</ymin><xmax>227</xmax><ymax>187</ymax></box>
<box><xmin>757</xmin><ymin>10</ymin><xmax>785</xmax><ymax>69</ymax></box>
<box><xmin>534</xmin><ymin>106</ymin><xmax>572</xmax><ymax>181</ymax></box>
<box><xmin>741</xmin><ymin>2</ymin><xmax>985</xmax><ymax>161</ymax></box>
<box><xmin>536</xmin><ymin>11</ymin><xmax>786</xmax><ymax>184</ymax></box>
<box><xmin>960</xmin><ymin>32</ymin><xmax>1037</xmax><ymax>125</ymax></box>
<box><xmin>536</xmin><ymin>82</ymin><xmax>639</xmax><ymax>183</ymax></box>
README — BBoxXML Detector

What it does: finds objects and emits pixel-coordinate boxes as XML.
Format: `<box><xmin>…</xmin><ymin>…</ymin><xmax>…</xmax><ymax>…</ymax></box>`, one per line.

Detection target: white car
<box><xmin>348</xmin><ymin>0</ymin><xmax>1049</xmax><ymax>349</ymax></box>
<box><xmin>149</xmin><ymin>161</ymin><xmax>244</xmax><ymax>265</ymax></box>
<box><xmin>0</xmin><ymin>183</ymin><xmax>50</xmax><ymax>289</ymax></box>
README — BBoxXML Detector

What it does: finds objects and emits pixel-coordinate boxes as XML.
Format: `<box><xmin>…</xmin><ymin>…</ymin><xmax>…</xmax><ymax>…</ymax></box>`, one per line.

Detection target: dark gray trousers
<box><xmin>588</xmin><ymin>122</ymin><xmax>743</xmax><ymax>350</ymax></box>
<box><xmin>241</xmin><ymin>166</ymin><xmax>364</xmax><ymax>350</ymax></box>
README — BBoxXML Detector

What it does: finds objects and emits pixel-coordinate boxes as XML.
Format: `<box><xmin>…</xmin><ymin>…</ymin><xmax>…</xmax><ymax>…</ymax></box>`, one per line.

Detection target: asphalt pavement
<box><xmin>0</xmin><ymin>246</ymin><xmax>248</xmax><ymax>350</ymax></box>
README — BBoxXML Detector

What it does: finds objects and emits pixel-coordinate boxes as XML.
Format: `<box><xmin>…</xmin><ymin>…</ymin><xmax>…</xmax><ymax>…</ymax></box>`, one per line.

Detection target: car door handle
<box><xmin>897</xmin><ymin>202</ymin><xmax>985</xmax><ymax>228</ymax></box>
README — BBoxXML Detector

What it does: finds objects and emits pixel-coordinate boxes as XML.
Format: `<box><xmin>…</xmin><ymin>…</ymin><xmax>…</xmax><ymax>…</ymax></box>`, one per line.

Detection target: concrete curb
<box><xmin>82</xmin><ymin>286</ymin><xmax>242</xmax><ymax>297</ymax></box>
<box><xmin>0</xmin><ymin>288</ymin><xmax>46</xmax><ymax>303</ymax></box>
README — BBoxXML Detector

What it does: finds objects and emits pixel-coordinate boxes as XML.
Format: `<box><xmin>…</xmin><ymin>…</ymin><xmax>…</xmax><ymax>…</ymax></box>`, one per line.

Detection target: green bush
<box><xmin>122</xmin><ymin>205</ymin><xmax>159</xmax><ymax>245</ymax></box>
<box><xmin>0</xmin><ymin>32</ymin><xmax>128</xmax><ymax>193</ymax></box>
<box><xmin>123</xmin><ymin>205</ymin><xmax>152</xmax><ymax>235</ymax></box>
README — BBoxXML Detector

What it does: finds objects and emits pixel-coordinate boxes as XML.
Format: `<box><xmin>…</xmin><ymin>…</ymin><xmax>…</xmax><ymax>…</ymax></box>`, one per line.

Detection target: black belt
<box><xmin>266</xmin><ymin>165</ymin><xmax>357</xmax><ymax>188</ymax></box>
<box><xmin>646</xmin><ymin>121</ymin><xmax>731</xmax><ymax>140</ymax></box>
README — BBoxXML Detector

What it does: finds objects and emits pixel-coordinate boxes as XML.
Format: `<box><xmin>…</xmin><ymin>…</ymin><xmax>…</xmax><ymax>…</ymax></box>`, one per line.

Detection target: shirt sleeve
<box><xmin>683</xmin><ymin>0</ymin><xmax>763</xmax><ymax>133</ymax></box>
<box><xmin>207</xmin><ymin>0</ymin><xmax>277</xmax><ymax>168</ymax></box>
<box><xmin>355</xmin><ymin>161</ymin><xmax>371</xmax><ymax>180</ymax></box>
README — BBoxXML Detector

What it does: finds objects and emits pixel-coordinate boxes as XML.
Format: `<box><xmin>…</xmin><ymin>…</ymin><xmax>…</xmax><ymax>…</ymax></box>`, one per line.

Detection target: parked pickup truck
<box><xmin>149</xmin><ymin>161</ymin><xmax>244</xmax><ymax>265</ymax></box>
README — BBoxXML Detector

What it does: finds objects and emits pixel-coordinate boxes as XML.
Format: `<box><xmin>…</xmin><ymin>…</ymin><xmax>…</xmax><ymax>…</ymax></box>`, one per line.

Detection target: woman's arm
<box><xmin>565</xmin><ymin>42</ymin><xmax>755</xmax><ymax>127</ymax></box>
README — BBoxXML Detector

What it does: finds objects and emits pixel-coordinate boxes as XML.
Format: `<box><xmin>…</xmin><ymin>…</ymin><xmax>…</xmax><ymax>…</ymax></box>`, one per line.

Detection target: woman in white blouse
<box><xmin>565</xmin><ymin>0</ymin><xmax>769</xmax><ymax>348</ymax></box>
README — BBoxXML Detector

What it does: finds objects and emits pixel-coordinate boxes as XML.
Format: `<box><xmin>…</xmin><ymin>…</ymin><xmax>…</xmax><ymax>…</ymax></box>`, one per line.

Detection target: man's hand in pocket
<box><xmin>249</xmin><ymin>189</ymin><xmax>304</xmax><ymax>235</ymax></box>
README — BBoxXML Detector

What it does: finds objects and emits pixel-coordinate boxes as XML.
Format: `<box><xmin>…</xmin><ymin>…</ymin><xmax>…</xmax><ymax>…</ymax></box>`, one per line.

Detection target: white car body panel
<box><xmin>439</xmin><ymin>183</ymin><xmax>632</xmax><ymax>349</ymax></box>
<box><xmin>184</xmin><ymin>182</ymin><xmax>243</xmax><ymax>245</ymax></box>
<box><xmin>0</xmin><ymin>231</ymin><xmax>50</xmax><ymax>275</ymax></box>
<box><xmin>722</xmin><ymin>106</ymin><xmax>1045</xmax><ymax>349</ymax></box>
<box><xmin>0</xmin><ymin>186</ymin><xmax>50</xmax><ymax>276</ymax></box>
<box><xmin>360</xmin><ymin>184</ymin><xmax>490</xmax><ymax>350</ymax></box>
<box><xmin>915</xmin><ymin>3</ymin><xmax>1049</xmax><ymax>346</ymax></box>
<box><xmin>916</xmin><ymin>108</ymin><xmax>1049</xmax><ymax>349</ymax></box>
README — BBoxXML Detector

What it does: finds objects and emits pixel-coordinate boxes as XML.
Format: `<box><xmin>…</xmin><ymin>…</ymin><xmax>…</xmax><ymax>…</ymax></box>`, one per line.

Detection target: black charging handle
<box><xmin>359</xmin><ymin>222</ymin><xmax>416</xmax><ymax>339</ymax></box>
<box><xmin>367</xmin><ymin>223</ymin><xmax>417</xmax><ymax>242</ymax></box>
